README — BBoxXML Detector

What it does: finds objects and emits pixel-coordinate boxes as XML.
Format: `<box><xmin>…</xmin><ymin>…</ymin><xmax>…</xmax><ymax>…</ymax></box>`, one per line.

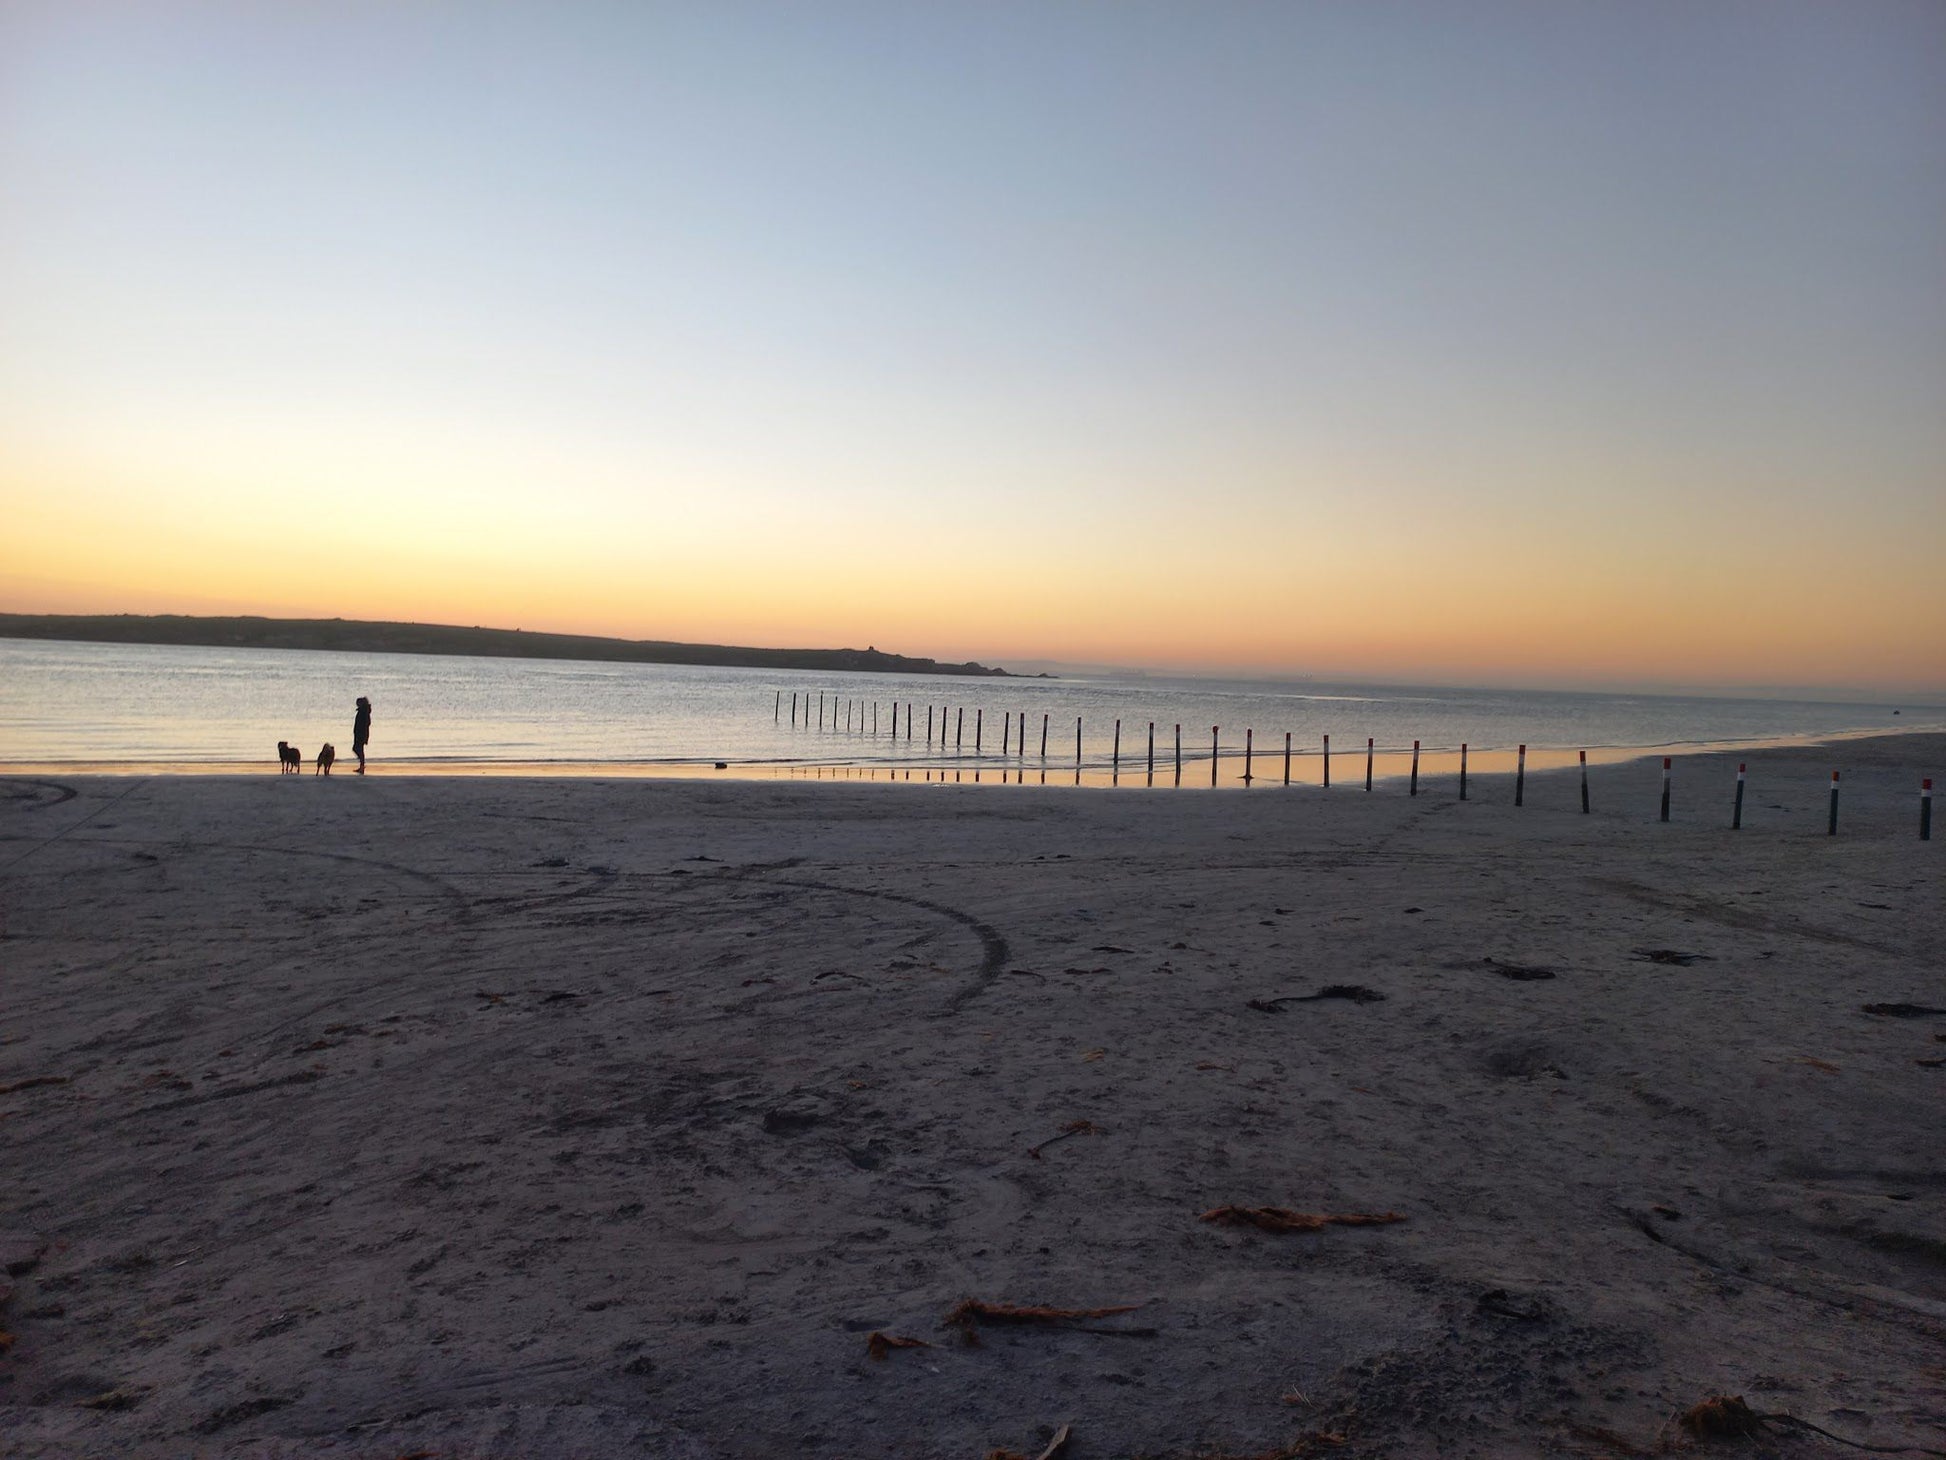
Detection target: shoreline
<box><xmin>0</xmin><ymin>725</ymin><xmax>1936</xmax><ymax>789</ymax></box>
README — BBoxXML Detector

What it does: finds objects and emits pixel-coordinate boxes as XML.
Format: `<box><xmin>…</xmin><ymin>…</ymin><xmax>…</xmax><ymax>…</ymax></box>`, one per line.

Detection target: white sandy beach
<box><xmin>2</xmin><ymin>737</ymin><xmax>1941</xmax><ymax>1458</ymax></box>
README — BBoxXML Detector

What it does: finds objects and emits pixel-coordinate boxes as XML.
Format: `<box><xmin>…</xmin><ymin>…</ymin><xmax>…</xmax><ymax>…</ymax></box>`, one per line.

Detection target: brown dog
<box><xmin>316</xmin><ymin>743</ymin><xmax>336</xmax><ymax>776</ymax></box>
<box><xmin>278</xmin><ymin>741</ymin><xmax>302</xmax><ymax>774</ymax></box>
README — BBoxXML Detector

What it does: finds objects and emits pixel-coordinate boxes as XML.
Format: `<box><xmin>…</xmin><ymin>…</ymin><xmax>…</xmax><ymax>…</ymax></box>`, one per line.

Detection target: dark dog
<box><xmin>316</xmin><ymin>743</ymin><xmax>336</xmax><ymax>776</ymax></box>
<box><xmin>278</xmin><ymin>741</ymin><xmax>302</xmax><ymax>774</ymax></box>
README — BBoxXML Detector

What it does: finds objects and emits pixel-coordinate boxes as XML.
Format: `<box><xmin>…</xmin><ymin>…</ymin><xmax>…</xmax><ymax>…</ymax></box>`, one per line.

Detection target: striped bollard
<box><xmin>1827</xmin><ymin>771</ymin><xmax>1840</xmax><ymax>836</ymax></box>
<box><xmin>1211</xmin><ymin>726</ymin><xmax>1219</xmax><ymax>788</ymax></box>
<box><xmin>1732</xmin><ymin>763</ymin><xmax>1745</xmax><ymax>829</ymax></box>
<box><xmin>1323</xmin><ymin>733</ymin><xmax>1330</xmax><ymax>788</ymax></box>
<box><xmin>1283</xmin><ymin>731</ymin><xmax>1291</xmax><ymax>787</ymax></box>
<box><xmin>1659</xmin><ymin>757</ymin><xmax>1671</xmax><ymax>822</ymax></box>
<box><xmin>1578</xmin><ymin>750</ymin><xmax>1588</xmax><ymax>813</ymax></box>
<box><xmin>1364</xmin><ymin>737</ymin><xmax>1373</xmax><ymax>792</ymax></box>
<box><xmin>1923</xmin><ymin>778</ymin><xmax>1933</xmax><ymax>840</ymax></box>
<box><xmin>1409</xmin><ymin>740</ymin><xmax>1420</xmax><ymax>796</ymax></box>
<box><xmin>1515</xmin><ymin>744</ymin><xmax>1526</xmax><ymax>807</ymax></box>
<box><xmin>1460</xmin><ymin>743</ymin><xmax>1468</xmax><ymax>801</ymax></box>
<box><xmin>1244</xmin><ymin>728</ymin><xmax>1254</xmax><ymax>785</ymax></box>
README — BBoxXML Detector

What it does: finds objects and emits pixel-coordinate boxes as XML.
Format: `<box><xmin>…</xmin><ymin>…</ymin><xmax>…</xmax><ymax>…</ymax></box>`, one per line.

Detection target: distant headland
<box><xmin>0</xmin><ymin>613</ymin><xmax>1028</xmax><ymax>678</ymax></box>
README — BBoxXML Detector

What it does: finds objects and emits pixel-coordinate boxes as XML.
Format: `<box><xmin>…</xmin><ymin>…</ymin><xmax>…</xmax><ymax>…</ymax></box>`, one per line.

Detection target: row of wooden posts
<box><xmin>774</xmin><ymin>693</ymin><xmax>1933</xmax><ymax>838</ymax></box>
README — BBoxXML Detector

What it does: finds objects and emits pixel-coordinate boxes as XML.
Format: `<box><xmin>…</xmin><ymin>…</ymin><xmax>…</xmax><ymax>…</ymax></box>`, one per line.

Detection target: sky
<box><xmin>1</xmin><ymin>2</ymin><xmax>1942</xmax><ymax>694</ymax></box>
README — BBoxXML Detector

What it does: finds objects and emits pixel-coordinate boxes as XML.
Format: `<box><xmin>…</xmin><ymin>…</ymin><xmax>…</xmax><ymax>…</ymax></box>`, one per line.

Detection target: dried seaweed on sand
<box><xmin>944</xmin><ymin>1299</ymin><xmax>1146</xmax><ymax>1345</ymax></box>
<box><xmin>864</xmin><ymin>1330</ymin><xmax>932</xmax><ymax>1360</ymax></box>
<box><xmin>1027</xmin><ymin>1120</ymin><xmax>1102</xmax><ymax>1159</ymax></box>
<box><xmin>1199</xmin><ymin>1207</ymin><xmax>1406</xmax><ymax>1234</ymax></box>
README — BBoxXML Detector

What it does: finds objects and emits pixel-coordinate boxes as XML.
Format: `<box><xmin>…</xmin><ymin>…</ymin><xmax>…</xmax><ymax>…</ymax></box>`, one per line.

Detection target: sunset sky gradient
<box><xmin>2</xmin><ymin>2</ymin><xmax>1942</xmax><ymax>692</ymax></box>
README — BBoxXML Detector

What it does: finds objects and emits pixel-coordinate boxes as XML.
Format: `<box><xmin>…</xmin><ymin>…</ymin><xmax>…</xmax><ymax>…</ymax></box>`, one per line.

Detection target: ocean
<box><xmin>1</xmin><ymin>638</ymin><xmax>1936</xmax><ymax>785</ymax></box>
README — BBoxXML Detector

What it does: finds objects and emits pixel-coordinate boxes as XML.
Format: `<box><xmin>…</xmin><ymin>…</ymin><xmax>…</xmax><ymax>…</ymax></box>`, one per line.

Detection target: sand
<box><xmin>1</xmin><ymin>737</ymin><xmax>1941</xmax><ymax>1458</ymax></box>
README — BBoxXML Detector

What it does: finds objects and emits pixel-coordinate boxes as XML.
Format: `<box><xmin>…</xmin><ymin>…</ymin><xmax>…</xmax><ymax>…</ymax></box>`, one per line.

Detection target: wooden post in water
<box><xmin>1579</xmin><ymin>750</ymin><xmax>1589</xmax><ymax>813</ymax></box>
<box><xmin>774</xmin><ymin>690</ymin><xmax>780</xmax><ymax>723</ymax></box>
<box><xmin>1283</xmin><ymin>731</ymin><xmax>1291</xmax><ymax>787</ymax></box>
<box><xmin>1658</xmin><ymin>756</ymin><xmax>1671</xmax><ymax>822</ymax></box>
<box><xmin>1041</xmin><ymin>713</ymin><xmax>1050</xmax><ymax>758</ymax></box>
<box><xmin>791</xmin><ymin>691</ymin><xmax>798</xmax><ymax>727</ymax></box>
<box><xmin>1364</xmin><ymin>738</ymin><xmax>1374</xmax><ymax>792</ymax></box>
<box><xmin>819</xmin><ymin>693</ymin><xmax>825</xmax><ymax>731</ymax></box>
<box><xmin>1113</xmin><ymin>719</ymin><xmax>1121</xmax><ymax>778</ymax></box>
<box><xmin>1732</xmin><ymin>763</ymin><xmax>1745</xmax><ymax>829</ymax></box>
<box><xmin>1409</xmin><ymin>740</ymin><xmax>1420</xmax><ymax>796</ymax></box>
<box><xmin>1827</xmin><ymin>771</ymin><xmax>1840</xmax><ymax>836</ymax></box>
<box><xmin>1174</xmin><ymin>724</ymin><xmax>1182</xmax><ymax>786</ymax></box>
<box><xmin>1075</xmin><ymin>717</ymin><xmax>1082</xmax><ymax>770</ymax></box>
<box><xmin>1210</xmin><ymin>726</ymin><xmax>1219</xmax><ymax>788</ymax></box>
<box><xmin>1460</xmin><ymin>743</ymin><xmax>1469</xmax><ymax>800</ymax></box>
<box><xmin>1515</xmin><ymin>744</ymin><xmax>1527</xmax><ymax>806</ymax></box>
<box><xmin>1922</xmin><ymin>778</ymin><xmax>1933</xmax><ymax>840</ymax></box>
<box><xmin>1244</xmin><ymin>728</ymin><xmax>1254</xmax><ymax>785</ymax></box>
<box><xmin>1148</xmin><ymin>722</ymin><xmax>1155</xmax><ymax>785</ymax></box>
<box><xmin>1002</xmin><ymin>712</ymin><xmax>1010</xmax><ymax>755</ymax></box>
<box><xmin>926</xmin><ymin>705</ymin><xmax>933</xmax><ymax>744</ymax></box>
<box><xmin>956</xmin><ymin>707</ymin><xmax>964</xmax><ymax>751</ymax></box>
<box><xmin>1323</xmin><ymin>734</ymin><xmax>1330</xmax><ymax>788</ymax></box>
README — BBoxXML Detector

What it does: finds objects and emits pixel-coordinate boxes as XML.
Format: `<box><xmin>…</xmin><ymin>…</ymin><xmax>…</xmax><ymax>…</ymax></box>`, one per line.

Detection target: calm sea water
<box><xmin>1</xmin><ymin>638</ymin><xmax>1936</xmax><ymax>780</ymax></box>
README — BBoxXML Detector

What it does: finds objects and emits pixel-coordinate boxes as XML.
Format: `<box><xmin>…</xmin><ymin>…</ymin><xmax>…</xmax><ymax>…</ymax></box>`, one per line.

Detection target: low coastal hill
<box><xmin>0</xmin><ymin>613</ymin><xmax>1020</xmax><ymax>678</ymax></box>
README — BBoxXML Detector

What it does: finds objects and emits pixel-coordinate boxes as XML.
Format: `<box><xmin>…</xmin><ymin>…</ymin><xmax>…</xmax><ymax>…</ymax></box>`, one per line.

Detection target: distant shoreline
<box><xmin>0</xmin><ymin>613</ymin><xmax>1029</xmax><ymax>678</ymax></box>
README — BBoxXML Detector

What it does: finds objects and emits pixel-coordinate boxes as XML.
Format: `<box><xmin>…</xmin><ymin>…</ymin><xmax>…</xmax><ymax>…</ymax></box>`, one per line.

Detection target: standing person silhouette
<box><xmin>352</xmin><ymin>696</ymin><xmax>372</xmax><ymax>775</ymax></box>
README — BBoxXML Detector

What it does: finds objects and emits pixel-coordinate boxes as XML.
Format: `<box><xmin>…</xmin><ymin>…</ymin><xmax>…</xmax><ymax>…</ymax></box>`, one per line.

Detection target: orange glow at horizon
<box><xmin>4</xmin><ymin>440</ymin><xmax>1941</xmax><ymax>696</ymax></box>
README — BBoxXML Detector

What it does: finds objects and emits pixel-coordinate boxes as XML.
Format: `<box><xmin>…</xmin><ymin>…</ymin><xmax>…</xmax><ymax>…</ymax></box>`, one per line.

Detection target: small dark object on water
<box><xmin>1249</xmin><ymin>984</ymin><xmax>1387</xmax><ymax>1012</ymax></box>
<box><xmin>1484</xmin><ymin>958</ymin><xmax>1556</xmax><ymax>981</ymax></box>
<box><xmin>1862</xmin><ymin>1002</ymin><xmax>1946</xmax><ymax>1019</ymax></box>
<box><xmin>1680</xmin><ymin>1395</ymin><xmax>1762</xmax><ymax>1439</ymax></box>
<box><xmin>714</xmin><ymin>761</ymin><xmax>728</xmax><ymax>769</ymax></box>
<box><xmin>1634</xmin><ymin>949</ymin><xmax>1712</xmax><ymax>966</ymax></box>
